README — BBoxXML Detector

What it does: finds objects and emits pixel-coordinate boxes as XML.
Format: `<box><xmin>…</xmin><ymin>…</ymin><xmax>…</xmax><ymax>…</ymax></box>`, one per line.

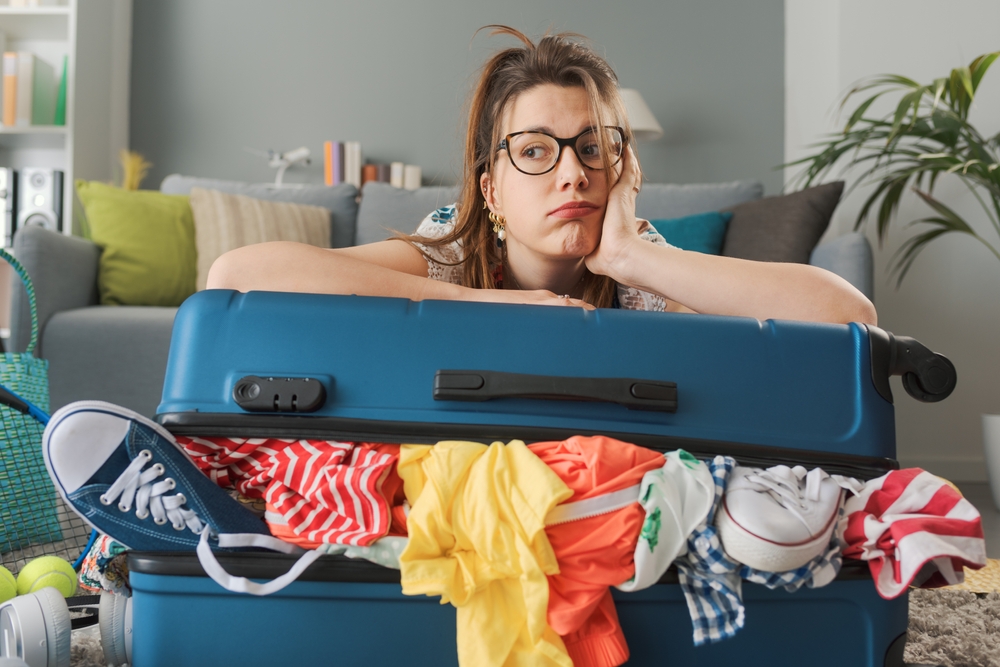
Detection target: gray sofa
<box><xmin>9</xmin><ymin>177</ymin><xmax>873</xmax><ymax>418</ymax></box>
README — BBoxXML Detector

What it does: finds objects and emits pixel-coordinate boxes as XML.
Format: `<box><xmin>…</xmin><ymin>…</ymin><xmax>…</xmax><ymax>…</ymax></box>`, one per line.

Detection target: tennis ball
<box><xmin>0</xmin><ymin>566</ymin><xmax>16</xmax><ymax>603</ymax></box>
<box><xmin>16</xmin><ymin>556</ymin><xmax>77</xmax><ymax>598</ymax></box>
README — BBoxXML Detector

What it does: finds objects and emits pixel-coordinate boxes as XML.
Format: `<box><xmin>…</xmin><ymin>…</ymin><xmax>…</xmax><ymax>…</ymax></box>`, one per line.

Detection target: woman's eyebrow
<box><xmin>511</xmin><ymin>124</ymin><xmax>598</xmax><ymax>136</ymax></box>
<box><xmin>513</xmin><ymin>125</ymin><xmax>553</xmax><ymax>134</ymax></box>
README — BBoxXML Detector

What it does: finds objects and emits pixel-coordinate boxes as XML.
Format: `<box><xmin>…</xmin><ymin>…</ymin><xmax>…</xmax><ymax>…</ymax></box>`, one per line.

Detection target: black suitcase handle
<box><xmin>433</xmin><ymin>370</ymin><xmax>678</xmax><ymax>413</ymax></box>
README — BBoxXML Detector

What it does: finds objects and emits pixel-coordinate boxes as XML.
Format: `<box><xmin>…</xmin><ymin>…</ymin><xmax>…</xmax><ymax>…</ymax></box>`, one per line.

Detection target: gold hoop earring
<box><xmin>488</xmin><ymin>211</ymin><xmax>507</xmax><ymax>244</ymax></box>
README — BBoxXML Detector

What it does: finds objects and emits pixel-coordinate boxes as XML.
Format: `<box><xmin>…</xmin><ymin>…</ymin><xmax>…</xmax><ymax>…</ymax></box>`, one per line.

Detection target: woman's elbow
<box><xmin>844</xmin><ymin>296</ymin><xmax>877</xmax><ymax>326</ymax></box>
<box><xmin>828</xmin><ymin>281</ymin><xmax>877</xmax><ymax>326</ymax></box>
<box><xmin>206</xmin><ymin>248</ymin><xmax>247</xmax><ymax>291</ymax></box>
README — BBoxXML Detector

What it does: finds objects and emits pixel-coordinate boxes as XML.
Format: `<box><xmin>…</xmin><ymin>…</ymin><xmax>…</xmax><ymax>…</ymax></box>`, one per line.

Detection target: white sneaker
<box><xmin>715</xmin><ymin>465</ymin><xmax>844</xmax><ymax>572</ymax></box>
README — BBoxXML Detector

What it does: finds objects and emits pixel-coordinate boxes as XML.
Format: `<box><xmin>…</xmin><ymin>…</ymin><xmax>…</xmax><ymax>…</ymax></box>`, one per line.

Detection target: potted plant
<box><xmin>789</xmin><ymin>51</ymin><xmax>1000</xmax><ymax>510</ymax></box>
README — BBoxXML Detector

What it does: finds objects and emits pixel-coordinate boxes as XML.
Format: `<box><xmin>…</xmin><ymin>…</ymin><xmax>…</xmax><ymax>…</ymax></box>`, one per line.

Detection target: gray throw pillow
<box><xmin>721</xmin><ymin>182</ymin><xmax>845</xmax><ymax>263</ymax></box>
<box><xmin>356</xmin><ymin>182</ymin><xmax>461</xmax><ymax>245</ymax></box>
<box><xmin>635</xmin><ymin>180</ymin><xmax>764</xmax><ymax>220</ymax></box>
<box><xmin>159</xmin><ymin>174</ymin><xmax>360</xmax><ymax>248</ymax></box>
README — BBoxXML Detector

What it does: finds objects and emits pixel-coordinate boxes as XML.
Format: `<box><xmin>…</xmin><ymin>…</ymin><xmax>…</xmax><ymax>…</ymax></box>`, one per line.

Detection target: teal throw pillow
<box><xmin>650</xmin><ymin>211</ymin><xmax>733</xmax><ymax>254</ymax></box>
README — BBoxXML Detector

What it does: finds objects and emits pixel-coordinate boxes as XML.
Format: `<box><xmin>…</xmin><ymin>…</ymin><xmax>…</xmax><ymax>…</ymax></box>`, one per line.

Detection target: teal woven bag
<box><xmin>0</xmin><ymin>247</ymin><xmax>59</xmax><ymax>555</ymax></box>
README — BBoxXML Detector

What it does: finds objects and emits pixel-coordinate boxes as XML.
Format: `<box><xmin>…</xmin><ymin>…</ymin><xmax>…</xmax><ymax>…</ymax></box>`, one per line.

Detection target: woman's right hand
<box><xmin>466</xmin><ymin>288</ymin><xmax>595</xmax><ymax>310</ymax></box>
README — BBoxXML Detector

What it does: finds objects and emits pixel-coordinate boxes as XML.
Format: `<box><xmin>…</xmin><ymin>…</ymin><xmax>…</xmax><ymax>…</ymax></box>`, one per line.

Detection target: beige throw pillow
<box><xmin>189</xmin><ymin>187</ymin><xmax>331</xmax><ymax>290</ymax></box>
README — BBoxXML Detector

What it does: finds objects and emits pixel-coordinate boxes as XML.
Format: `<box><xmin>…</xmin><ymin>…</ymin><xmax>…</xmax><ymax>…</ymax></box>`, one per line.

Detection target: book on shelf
<box><xmin>390</xmin><ymin>162</ymin><xmax>404</xmax><ymax>188</ymax></box>
<box><xmin>403</xmin><ymin>165</ymin><xmax>422</xmax><ymax>190</ymax></box>
<box><xmin>344</xmin><ymin>141</ymin><xmax>361</xmax><ymax>189</ymax></box>
<box><xmin>53</xmin><ymin>54</ymin><xmax>67</xmax><ymax>126</ymax></box>
<box><xmin>2</xmin><ymin>52</ymin><xmax>16</xmax><ymax>127</ymax></box>
<box><xmin>26</xmin><ymin>52</ymin><xmax>56</xmax><ymax>125</ymax></box>
<box><xmin>2</xmin><ymin>51</ymin><xmax>59</xmax><ymax>127</ymax></box>
<box><xmin>324</xmin><ymin>139</ymin><xmax>420</xmax><ymax>190</ymax></box>
<box><xmin>324</xmin><ymin>140</ymin><xmax>346</xmax><ymax>186</ymax></box>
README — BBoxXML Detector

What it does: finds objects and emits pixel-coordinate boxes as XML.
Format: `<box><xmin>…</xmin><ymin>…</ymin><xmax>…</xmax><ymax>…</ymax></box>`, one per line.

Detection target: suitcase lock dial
<box><xmin>233</xmin><ymin>376</ymin><xmax>327</xmax><ymax>413</ymax></box>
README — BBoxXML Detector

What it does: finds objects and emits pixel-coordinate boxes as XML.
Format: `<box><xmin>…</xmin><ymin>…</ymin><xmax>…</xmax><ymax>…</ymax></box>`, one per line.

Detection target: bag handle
<box><xmin>0</xmin><ymin>247</ymin><xmax>40</xmax><ymax>355</ymax></box>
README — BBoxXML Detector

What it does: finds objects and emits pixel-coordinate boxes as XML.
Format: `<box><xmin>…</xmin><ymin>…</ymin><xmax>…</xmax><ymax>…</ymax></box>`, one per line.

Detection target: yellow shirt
<box><xmin>398</xmin><ymin>440</ymin><xmax>574</xmax><ymax>667</ymax></box>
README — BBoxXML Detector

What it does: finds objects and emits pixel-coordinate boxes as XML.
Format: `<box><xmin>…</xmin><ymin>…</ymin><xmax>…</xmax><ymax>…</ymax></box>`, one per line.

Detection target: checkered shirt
<box><xmin>675</xmin><ymin>455</ymin><xmax>744</xmax><ymax>646</ymax></box>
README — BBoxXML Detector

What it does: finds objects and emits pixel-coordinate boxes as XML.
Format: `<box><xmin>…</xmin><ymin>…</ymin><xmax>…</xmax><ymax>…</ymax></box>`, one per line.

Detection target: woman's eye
<box><xmin>579</xmin><ymin>141</ymin><xmax>600</xmax><ymax>157</ymax></box>
<box><xmin>519</xmin><ymin>144</ymin><xmax>551</xmax><ymax>161</ymax></box>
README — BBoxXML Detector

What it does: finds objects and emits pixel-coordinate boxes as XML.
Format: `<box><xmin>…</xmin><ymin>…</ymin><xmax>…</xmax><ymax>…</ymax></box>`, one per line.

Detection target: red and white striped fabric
<box><xmin>177</xmin><ymin>436</ymin><xmax>403</xmax><ymax>547</ymax></box>
<box><xmin>837</xmin><ymin>468</ymin><xmax>986</xmax><ymax>599</ymax></box>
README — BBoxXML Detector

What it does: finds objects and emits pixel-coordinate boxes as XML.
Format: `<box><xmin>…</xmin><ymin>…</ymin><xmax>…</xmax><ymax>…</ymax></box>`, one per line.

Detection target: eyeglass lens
<box><xmin>507</xmin><ymin>127</ymin><xmax>624</xmax><ymax>174</ymax></box>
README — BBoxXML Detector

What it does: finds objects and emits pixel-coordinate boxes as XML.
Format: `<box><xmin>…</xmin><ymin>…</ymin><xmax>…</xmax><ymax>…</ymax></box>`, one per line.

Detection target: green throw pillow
<box><xmin>650</xmin><ymin>211</ymin><xmax>733</xmax><ymax>254</ymax></box>
<box><xmin>76</xmin><ymin>180</ymin><xmax>196</xmax><ymax>306</ymax></box>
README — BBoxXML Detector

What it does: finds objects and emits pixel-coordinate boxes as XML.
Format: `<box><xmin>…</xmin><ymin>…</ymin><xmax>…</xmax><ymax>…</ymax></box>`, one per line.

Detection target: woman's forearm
<box><xmin>611</xmin><ymin>241</ymin><xmax>877</xmax><ymax>325</ymax></box>
<box><xmin>206</xmin><ymin>242</ymin><xmax>466</xmax><ymax>302</ymax></box>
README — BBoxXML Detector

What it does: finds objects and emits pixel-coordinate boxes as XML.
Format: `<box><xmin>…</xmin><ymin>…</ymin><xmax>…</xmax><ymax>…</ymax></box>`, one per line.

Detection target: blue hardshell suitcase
<box><xmin>132</xmin><ymin>289</ymin><xmax>956</xmax><ymax>667</ymax></box>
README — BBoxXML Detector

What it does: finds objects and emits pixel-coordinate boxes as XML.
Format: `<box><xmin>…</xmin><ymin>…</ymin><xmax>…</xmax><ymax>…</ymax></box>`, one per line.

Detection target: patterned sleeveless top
<box><xmin>411</xmin><ymin>205</ymin><xmax>670</xmax><ymax>311</ymax></box>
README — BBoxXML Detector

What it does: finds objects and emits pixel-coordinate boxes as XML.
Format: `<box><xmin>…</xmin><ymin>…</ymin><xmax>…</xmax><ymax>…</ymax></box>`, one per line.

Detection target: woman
<box><xmin>208</xmin><ymin>27</ymin><xmax>876</xmax><ymax>326</ymax></box>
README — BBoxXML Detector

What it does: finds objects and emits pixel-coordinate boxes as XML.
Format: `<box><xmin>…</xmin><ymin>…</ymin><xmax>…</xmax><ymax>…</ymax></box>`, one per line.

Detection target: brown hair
<box><xmin>400</xmin><ymin>26</ymin><xmax>635</xmax><ymax>308</ymax></box>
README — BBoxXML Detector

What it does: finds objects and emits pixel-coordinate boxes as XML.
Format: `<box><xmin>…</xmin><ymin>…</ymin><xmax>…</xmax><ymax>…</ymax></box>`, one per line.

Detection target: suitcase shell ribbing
<box><xmin>135</xmin><ymin>291</ymin><xmax>912</xmax><ymax>667</ymax></box>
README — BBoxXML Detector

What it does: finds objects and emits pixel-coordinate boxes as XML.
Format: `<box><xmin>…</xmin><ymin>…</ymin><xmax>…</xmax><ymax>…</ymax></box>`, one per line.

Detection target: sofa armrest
<box><xmin>808</xmin><ymin>231</ymin><xmax>874</xmax><ymax>301</ymax></box>
<box><xmin>9</xmin><ymin>226</ymin><xmax>100</xmax><ymax>355</ymax></box>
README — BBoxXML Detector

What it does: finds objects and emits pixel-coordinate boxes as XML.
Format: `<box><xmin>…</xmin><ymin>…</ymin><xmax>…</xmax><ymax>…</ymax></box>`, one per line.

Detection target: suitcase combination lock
<box><xmin>233</xmin><ymin>376</ymin><xmax>327</xmax><ymax>413</ymax></box>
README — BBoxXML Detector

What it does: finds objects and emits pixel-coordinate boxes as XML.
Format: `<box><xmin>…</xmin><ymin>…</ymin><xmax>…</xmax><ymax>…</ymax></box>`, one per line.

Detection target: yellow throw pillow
<box><xmin>189</xmin><ymin>187</ymin><xmax>332</xmax><ymax>290</ymax></box>
<box><xmin>76</xmin><ymin>181</ymin><xmax>196</xmax><ymax>307</ymax></box>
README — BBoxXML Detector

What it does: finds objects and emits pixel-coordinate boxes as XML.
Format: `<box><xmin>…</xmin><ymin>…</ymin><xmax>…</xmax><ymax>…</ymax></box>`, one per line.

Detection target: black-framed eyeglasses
<box><xmin>496</xmin><ymin>126</ymin><xmax>627</xmax><ymax>175</ymax></box>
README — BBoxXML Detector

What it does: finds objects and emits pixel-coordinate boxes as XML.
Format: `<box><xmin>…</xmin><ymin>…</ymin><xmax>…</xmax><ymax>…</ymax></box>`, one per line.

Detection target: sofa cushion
<box><xmin>44</xmin><ymin>306</ymin><xmax>177</xmax><ymax>417</ymax></box>
<box><xmin>355</xmin><ymin>182</ymin><xmax>460</xmax><ymax>245</ymax></box>
<box><xmin>160</xmin><ymin>174</ymin><xmax>359</xmax><ymax>248</ymax></box>
<box><xmin>721</xmin><ymin>181</ymin><xmax>845</xmax><ymax>264</ymax></box>
<box><xmin>635</xmin><ymin>181</ymin><xmax>764</xmax><ymax>220</ymax></box>
<box><xmin>76</xmin><ymin>180</ymin><xmax>196</xmax><ymax>307</ymax></box>
<box><xmin>189</xmin><ymin>188</ymin><xmax>332</xmax><ymax>290</ymax></box>
<box><xmin>650</xmin><ymin>211</ymin><xmax>733</xmax><ymax>254</ymax></box>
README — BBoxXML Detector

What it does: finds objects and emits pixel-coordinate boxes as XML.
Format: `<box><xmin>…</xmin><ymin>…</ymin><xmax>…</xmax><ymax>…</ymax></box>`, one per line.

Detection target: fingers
<box><xmin>611</xmin><ymin>146</ymin><xmax>641</xmax><ymax>199</ymax></box>
<box><xmin>625</xmin><ymin>146</ymin><xmax>641</xmax><ymax>194</ymax></box>
<box><xmin>555</xmin><ymin>295</ymin><xmax>596</xmax><ymax>310</ymax></box>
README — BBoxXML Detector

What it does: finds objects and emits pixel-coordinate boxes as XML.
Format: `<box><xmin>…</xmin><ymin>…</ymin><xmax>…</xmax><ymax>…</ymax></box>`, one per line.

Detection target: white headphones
<box><xmin>0</xmin><ymin>588</ymin><xmax>131</xmax><ymax>667</ymax></box>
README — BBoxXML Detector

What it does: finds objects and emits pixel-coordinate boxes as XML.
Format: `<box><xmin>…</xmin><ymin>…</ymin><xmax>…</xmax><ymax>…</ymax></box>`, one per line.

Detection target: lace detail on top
<box><xmin>410</xmin><ymin>206</ymin><xmax>465</xmax><ymax>284</ymax></box>
<box><xmin>412</xmin><ymin>205</ymin><xmax>670</xmax><ymax>312</ymax></box>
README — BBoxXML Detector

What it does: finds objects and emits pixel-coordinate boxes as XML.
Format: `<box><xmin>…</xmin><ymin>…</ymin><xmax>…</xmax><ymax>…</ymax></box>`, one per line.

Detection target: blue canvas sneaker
<box><xmin>43</xmin><ymin>401</ymin><xmax>272</xmax><ymax>551</ymax></box>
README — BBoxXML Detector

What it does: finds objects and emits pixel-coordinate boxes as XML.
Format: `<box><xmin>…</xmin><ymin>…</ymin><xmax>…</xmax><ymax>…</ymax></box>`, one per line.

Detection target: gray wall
<box><xmin>131</xmin><ymin>0</ymin><xmax>784</xmax><ymax>194</ymax></box>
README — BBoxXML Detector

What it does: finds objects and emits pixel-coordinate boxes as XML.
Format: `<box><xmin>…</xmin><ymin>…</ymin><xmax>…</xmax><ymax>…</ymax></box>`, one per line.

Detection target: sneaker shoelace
<box><xmin>100</xmin><ymin>449</ymin><xmax>205</xmax><ymax>533</ymax></box>
<box><xmin>100</xmin><ymin>448</ymin><xmax>321</xmax><ymax>596</ymax></box>
<box><xmin>742</xmin><ymin>466</ymin><xmax>863</xmax><ymax>532</ymax></box>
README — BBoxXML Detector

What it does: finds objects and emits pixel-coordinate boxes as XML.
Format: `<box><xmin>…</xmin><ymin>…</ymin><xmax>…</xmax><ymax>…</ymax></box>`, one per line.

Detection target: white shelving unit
<box><xmin>0</xmin><ymin>0</ymin><xmax>131</xmax><ymax>337</ymax></box>
<box><xmin>0</xmin><ymin>0</ymin><xmax>131</xmax><ymax>236</ymax></box>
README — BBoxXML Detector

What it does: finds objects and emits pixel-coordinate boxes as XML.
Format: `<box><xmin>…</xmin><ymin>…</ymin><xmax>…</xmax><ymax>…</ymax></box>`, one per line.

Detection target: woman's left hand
<box><xmin>584</xmin><ymin>146</ymin><xmax>644</xmax><ymax>280</ymax></box>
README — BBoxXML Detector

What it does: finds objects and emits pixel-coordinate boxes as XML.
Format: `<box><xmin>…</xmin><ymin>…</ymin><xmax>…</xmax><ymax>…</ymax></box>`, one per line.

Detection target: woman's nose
<box><xmin>554</xmin><ymin>145</ymin><xmax>589</xmax><ymax>189</ymax></box>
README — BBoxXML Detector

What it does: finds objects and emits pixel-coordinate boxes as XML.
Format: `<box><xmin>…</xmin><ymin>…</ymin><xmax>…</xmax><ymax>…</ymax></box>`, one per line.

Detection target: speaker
<box><xmin>0</xmin><ymin>168</ymin><xmax>15</xmax><ymax>247</ymax></box>
<box><xmin>16</xmin><ymin>168</ymin><xmax>63</xmax><ymax>234</ymax></box>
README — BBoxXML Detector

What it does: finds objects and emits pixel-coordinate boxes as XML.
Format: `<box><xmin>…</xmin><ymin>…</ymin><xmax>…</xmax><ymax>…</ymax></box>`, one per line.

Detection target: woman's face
<box><xmin>482</xmin><ymin>84</ymin><xmax>617</xmax><ymax>262</ymax></box>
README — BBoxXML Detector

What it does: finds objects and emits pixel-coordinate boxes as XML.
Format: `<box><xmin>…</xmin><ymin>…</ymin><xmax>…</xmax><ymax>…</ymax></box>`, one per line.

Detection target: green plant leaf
<box><xmin>844</xmin><ymin>93</ymin><xmax>881</xmax><ymax>132</ymax></box>
<box><xmin>890</xmin><ymin>226</ymin><xmax>953</xmax><ymax>286</ymax></box>
<box><xmin>911</xmin><ymin>189</ymin><xmax>975</xmax><ymax>233</ymax></box>
<box><xmin>971</xmin><ymin>52</ymin><xmax>1000</xmax><ymax>92</ymax></box>
<box><xmin>889</xmin><ymin>90</ymin><xmax>924</xmax><ymax>142</ymax></box>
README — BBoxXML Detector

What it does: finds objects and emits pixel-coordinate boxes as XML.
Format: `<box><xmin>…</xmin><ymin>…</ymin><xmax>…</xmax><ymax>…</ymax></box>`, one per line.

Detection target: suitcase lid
<box><xmin>157</xmin><ymin>291</ymin><xmax>900</xmax><ymax>468</ymax></box>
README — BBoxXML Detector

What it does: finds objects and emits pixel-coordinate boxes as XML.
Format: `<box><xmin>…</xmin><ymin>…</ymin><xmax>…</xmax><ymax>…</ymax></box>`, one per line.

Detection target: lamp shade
<box><xmin>620</xmin><ymin>88</ymin><xmax>663</xmax><ymax>141</ymax></box>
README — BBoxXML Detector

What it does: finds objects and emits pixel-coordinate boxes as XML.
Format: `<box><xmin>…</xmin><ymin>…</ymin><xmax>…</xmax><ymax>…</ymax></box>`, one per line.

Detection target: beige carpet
<box><xmin>903</xmin><ymin>560</ymin><xmax>1000</xmax><ymax>667</ymax></box>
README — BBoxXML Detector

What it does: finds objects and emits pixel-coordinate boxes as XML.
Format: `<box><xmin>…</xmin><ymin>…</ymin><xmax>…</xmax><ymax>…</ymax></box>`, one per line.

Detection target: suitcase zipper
<box><xmin>158</xmin><ymin>413</ymin><xmax>897</xmax><ymax>481</ymax></box>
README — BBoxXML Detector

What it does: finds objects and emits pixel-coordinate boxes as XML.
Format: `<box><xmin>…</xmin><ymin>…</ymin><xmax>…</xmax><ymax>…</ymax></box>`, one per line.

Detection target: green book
<box><xmin>53</xmin><ymin>54</ymin><xmax>67</xmax><ymax>126</ymax></box>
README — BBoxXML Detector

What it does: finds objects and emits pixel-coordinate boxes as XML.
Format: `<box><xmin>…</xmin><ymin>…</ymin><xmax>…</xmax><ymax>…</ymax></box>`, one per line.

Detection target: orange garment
<box><xmin>529</xmin><ymin>436</ymin><xmax>665</xmax><ymax>667</ymax></box>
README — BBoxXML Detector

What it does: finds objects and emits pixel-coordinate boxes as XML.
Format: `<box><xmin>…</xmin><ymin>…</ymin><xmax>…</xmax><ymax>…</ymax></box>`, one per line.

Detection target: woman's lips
<box><xmin>549</xmin><ymin>202</ymin><xmax>599</xmax><ymax>218</ymax></box>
